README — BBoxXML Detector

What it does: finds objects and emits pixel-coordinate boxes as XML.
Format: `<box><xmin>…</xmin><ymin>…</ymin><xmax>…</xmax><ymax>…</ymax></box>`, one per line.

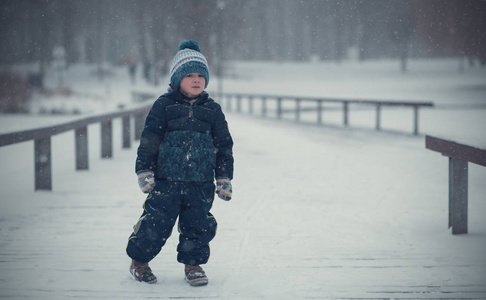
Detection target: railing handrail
<box><xmin>219</xmin><ymin>92</ymin><xmax>434</xmax><ymax>135</ymax></box>
<box><xmin>426</xmin><ymin>135</ymin><xmax>486</xmax><ymax>167</ymax></box>
<box><xmin>0</xmin><ymin>98</ymin><xmax>153</xmax><ymax>191</ymax></box>
<box><xmin>223</xmin><ymin>93</ymin><xmax>434</xmax><ymax>107</ymax></box>
<box><xmin>425</xmin><ymin>135</ymin><xmax>486</xmax><ymax>234</ymax></box>
<box><xmin>0</xmin><ymin>102</ymin><xmax>151</xmax><ymax>147</ymax></box>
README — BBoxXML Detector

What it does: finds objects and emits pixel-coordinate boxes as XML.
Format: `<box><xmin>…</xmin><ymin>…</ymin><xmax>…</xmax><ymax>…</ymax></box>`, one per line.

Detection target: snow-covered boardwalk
<box><xmin>1</xmin><ymin>113</ymin><xmax>485</xmax><ymax>299</ymax></box>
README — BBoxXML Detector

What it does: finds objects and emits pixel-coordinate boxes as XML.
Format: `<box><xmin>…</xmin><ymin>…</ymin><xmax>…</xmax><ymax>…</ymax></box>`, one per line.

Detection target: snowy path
<box><xmin>1</xmin><ymin>112</ymin><xmax>486</xmax><ymax>299</ymax></box>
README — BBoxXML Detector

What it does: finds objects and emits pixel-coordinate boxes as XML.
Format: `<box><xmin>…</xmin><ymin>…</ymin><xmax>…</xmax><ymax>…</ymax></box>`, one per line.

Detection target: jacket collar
<box><xmin>165</xmin><ymin>88</ymin><xmax>210</xmax><ymax>105</ymax></box>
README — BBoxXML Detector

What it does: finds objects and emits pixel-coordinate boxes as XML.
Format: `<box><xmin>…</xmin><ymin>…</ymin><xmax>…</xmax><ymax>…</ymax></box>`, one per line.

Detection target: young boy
<box><xmin>126</xmin><ymin>40</ymin><xmax>234</xmax><ymax>286</ymax></box>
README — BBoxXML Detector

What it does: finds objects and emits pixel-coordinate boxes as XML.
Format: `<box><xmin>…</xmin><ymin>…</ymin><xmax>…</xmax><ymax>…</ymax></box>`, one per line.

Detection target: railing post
<box><xmin>122</xmin><ymin>115</ymin><xmax>131</xmax><ymax>149</ymax></box>
<box><xmin>413</xmin><ymin>105</ymin><xmax>419</xmax><ymax>135</ymax></box>
<box><xmin>262</xmin><ymin>97</ymin><xmax>267</xmax><ymax>117</ymax></box>
<box><xmin>375</xmin><ymin>103</ymin><xmax>381</xmax><ymax>131</ymax></box>
<box><xmin>101</xmin><ymin>119</ymin><xmax>113</xmax><ymax>158</ymax></box>
<box><xmin>343</xmin><ymin>101</ymin><xmax>349</xmax><ymax>126</ymax></box>
<box><xmin>236</xmin><ymin>95</ymin><xmax>242</xmax><ymax>113</ymax></box>
<box><xmin>227</xmin><ymin>95</ymin><xmax>232</xmax><ymax>112</ymax></box>
<box><xmin>34</xmin><ymin>137</ymin><xmax>52</xmax><ymax>190</ymax></box>
<box><xmin>277</xmin><ymin>98</ymin><xmax>282</xmax><ymax>119</ymax></box>
<box><xmin>295</xmin><ymin>98</ymin><xmax>301</xmax><ymax>122</ymax></box>
<box><xmin>221</xmin><ymin>94</ymin><xmax>225</xmax><ymax>110</ymax></box>
<box><xmin>75</xmin><ymin>126</ymin><xmax>89</xmax><ymax>170</ymax></box>
<box><xmin>249</xmin><ymin>96</ymin><xmax>254</xmax><ymax>115</ymax></box>
<box><xmin>317</xmin><ymin>100</ymin><xmax>323</xmax><ymax>125</ymax></box>
<box><xmin>449</xmin><ymin>157</ymin><xmax>468</xmax><ymax>234</ymax></box>
<box><xmin>134</xmin><ymin>112</ymin><xmax>145</xmax><ymax>141</ymax></box>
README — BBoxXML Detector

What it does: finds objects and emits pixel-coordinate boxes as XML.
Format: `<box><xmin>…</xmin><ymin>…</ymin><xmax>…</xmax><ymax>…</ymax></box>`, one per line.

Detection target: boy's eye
<box><xmin>186</xmin><ymin>73</ymin><xmax>203</xmax><ymax>78</ymax></box>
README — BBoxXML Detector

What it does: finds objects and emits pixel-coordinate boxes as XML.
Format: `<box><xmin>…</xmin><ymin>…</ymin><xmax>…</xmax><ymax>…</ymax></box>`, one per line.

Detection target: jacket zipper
<box><xmin>184</xmin><ymin>103</ymin><xmax>195</xmax><ymax>180</ymax></box>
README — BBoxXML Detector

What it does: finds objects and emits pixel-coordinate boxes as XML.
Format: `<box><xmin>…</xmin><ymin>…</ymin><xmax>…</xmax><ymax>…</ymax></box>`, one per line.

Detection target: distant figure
<box><xmin>52</xmin><ymin>45</ymin><xmax>66</xmax><ymax>87</ymax></box>
<box><xmin>126</xmin><ymin>40</ymin><xmax>234</xmax><ymax>286</ymax></box>
<box><xmin>143</xmin><ymin>60</ymin><xmax>151</xmax><ymax>83</ymax></box>
<box><xmin>126</xmin><ymin>54</ymin><xmax>138</xmax><ymax>84</ymax></box>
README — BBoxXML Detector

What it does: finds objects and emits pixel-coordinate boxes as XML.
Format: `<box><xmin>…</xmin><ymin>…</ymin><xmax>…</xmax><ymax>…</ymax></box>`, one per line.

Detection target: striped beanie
<box><xmin>169</xmin><ymin>40</ymin><xmax>209</xmax><ymax>90</ymax></box>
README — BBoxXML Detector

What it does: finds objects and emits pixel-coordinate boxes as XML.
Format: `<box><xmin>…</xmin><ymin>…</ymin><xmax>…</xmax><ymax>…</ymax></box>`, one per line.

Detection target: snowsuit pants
<box><xmin>126</xmin><ymin>180</ymin><xmax>217</xmax><ymax>265</ymax></box>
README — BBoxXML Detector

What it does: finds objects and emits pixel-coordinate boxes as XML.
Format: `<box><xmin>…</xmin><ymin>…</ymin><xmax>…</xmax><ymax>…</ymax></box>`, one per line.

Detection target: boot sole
<box><xmin>130</xmin><ymin>268</ymin><xmax>157</xmax><ymax>284</ymax></box>
<box><xmin>185</xmin><ymin>277</ymin><xmax>208</xmax><ymax>286</ymax></box>
<box><xmin>131</xmin><ymin>274</ymin><xmax>157</xmax><ymax>284</ymax></box>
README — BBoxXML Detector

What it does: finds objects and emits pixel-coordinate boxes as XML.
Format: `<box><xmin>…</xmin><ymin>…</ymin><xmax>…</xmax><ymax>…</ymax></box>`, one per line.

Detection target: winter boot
<box><xmin>130</xmin><ymin>260</ymin><xmax>157</xmax><ymax>284</ymax></box>
<box><xmin>184</xmin><ymin>264</ymin><xmax>208</xmax><ymax>286</ymax></box>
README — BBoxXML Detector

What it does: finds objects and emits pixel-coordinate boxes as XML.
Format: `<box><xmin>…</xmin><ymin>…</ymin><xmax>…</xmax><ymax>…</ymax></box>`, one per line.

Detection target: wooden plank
<box><xmin>426</xmin><ymin>135</ymin><xmax>486</xmax><ymax>167</ymax></box>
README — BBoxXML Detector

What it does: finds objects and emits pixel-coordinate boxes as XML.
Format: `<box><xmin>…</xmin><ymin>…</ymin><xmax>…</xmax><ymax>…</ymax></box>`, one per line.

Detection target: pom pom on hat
<box><xmin>169</xmin><ymin>40</ymin><xmax>209</xmax><ymax>90</ymax></box>
<box><xmin>178</xmin><ymin>40</ymin><xmax>201</xmax><ymax>52</ymax></box>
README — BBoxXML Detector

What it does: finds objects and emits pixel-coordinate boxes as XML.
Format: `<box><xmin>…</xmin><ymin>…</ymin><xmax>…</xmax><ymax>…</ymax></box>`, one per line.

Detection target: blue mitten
<box><xmin>137</xmin><ymin>171</ymin><xmax>155</xmax><ymax>193</ymax></box>
<box><xmin>216</xmin><ymin>178</ymin><xmax>232</xmax><ymax>201</ymax></box>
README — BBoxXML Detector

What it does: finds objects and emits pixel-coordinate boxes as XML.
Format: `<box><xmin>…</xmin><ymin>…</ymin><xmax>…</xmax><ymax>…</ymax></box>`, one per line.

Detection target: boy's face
<box><xmin>180</xmin><ymin>73</ymin><xmax>205</xmax><ymax>98</ymax></box>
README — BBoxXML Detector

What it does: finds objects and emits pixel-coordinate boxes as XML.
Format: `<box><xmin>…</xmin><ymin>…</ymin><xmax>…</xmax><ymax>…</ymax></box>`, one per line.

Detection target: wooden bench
<box><xmin>425</xmin><ymin>135</ymin><xmax>486</xmax><ymax>234</ymax></box>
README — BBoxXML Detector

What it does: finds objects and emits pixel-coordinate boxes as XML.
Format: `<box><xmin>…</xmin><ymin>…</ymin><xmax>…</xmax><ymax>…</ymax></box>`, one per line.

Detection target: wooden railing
<box><xmin>221</xmin><ymin>93</ymin><xmax>434</xmax><ymax>135</ymax></box>
<box><xmin>426</xmin><ymin>135</ymin><xmax>486</xmax><ymax>234</ymax></box>
<box><xmin>0</xmin><ymin>103</ymin><xmax>151</xmax><ymax>190</ymax></box>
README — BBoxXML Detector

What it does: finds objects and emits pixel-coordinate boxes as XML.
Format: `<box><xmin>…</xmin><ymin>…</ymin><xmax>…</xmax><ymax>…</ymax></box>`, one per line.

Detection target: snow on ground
<box><xmin>0</xmin><ymin>58</ymin><xmax>485</xmax><ymax>299</ymax></box>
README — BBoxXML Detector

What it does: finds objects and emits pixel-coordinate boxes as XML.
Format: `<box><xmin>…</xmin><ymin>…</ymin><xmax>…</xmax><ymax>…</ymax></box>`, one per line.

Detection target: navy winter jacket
<box><xmin>136</xmin><ymin>89</ymin><xmax>234</xmax><ymax>182</ymax></box>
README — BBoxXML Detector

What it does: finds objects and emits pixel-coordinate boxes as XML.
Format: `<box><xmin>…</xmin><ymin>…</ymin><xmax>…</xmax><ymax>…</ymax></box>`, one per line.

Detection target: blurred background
<box><xmin>1</xmin><ymin>0</ymin><xmax>485</xmax><ymax>113</ymax></box>
<box><xmin>2</xmin><ymin>0</ymin><xmax>486</xmax><ymax>69</ymax></box>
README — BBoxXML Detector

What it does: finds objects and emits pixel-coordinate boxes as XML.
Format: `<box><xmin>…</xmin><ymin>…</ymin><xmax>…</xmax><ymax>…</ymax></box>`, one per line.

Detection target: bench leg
<box><xmin>449</xmin><ymin>157</ymin><xmax>468</xmax><ymax>234</ymax></box>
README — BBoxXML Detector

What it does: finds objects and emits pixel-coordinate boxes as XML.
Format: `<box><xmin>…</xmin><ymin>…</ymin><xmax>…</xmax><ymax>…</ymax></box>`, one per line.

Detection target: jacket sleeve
<box><xmin>135</xmin><ymin>99</ymin><xmax>166</xmax><ymax>174</ymax></box>
<box><xmin>212</xmin><ymin>105</ymin><xmax>234</xmax><ymax>180</ymax></box>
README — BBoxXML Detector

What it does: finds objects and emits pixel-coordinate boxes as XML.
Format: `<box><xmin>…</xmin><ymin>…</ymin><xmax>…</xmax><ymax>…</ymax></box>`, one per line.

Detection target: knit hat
<box><xmin>169</xmin><ymin>40</ymin><xmax>209</xmax><ymax>90</ymax></box>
